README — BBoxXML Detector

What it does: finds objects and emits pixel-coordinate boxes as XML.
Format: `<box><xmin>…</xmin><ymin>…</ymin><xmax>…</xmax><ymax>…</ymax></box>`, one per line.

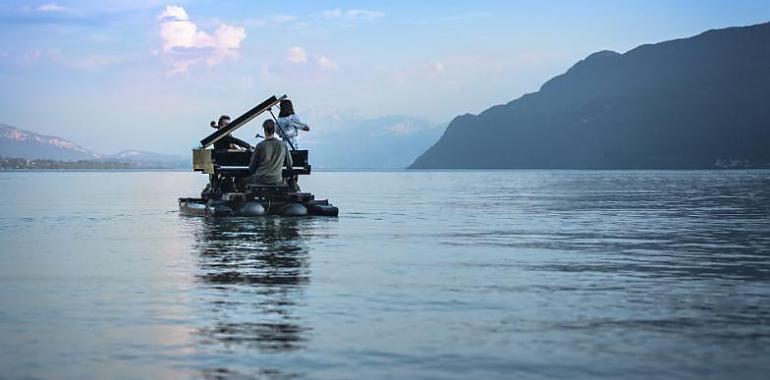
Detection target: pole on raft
<box><xmin>268</xmin><ymin>108</ymin><xmax>296</xmax><ymax>151</ymax></box>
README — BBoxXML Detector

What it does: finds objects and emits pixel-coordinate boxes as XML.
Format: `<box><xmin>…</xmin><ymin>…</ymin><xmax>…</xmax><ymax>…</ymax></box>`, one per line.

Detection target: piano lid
<box><xmin>199</xmin><ymin>94</ymin><xmax>286</xmax><ymax>148</ymax></box>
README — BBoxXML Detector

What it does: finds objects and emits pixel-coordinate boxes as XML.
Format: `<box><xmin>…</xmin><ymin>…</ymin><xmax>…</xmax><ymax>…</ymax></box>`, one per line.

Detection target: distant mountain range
<box><xmin>2</xmin><ymin>114</ymin><xmax>443</xmax><ymax>169</ymax></box>
<box><xmin>410</xmin><ymin>22</ymin><xmax>770</xmax><ymax>169</ymax></box>
<box><xmin>299</xmin><ymin>111</ymin><xmax>444</xmax><ymax>169</ymax></box>
<box><xmin>1</xmin><ymin>124</ymin><xmax>188</xmax><ymax>168</ymax></box>
<box><xmin>1</xmin><ymin>124</ymin><xmax>99</xmax><ymax>161</ymax></box>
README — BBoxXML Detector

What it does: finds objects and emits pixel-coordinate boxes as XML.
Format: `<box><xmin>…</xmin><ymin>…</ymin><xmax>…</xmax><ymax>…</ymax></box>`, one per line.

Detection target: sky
<box><xmin>1</xmin><ymin>0</ymin><xmax>769</xmax><ymax>155</ymax></box>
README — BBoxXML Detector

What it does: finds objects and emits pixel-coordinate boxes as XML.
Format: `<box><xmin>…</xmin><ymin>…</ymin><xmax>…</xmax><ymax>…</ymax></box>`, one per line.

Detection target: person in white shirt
<box><xmin>276</xmin><ymin>99</ymin><xmax>310</xmax><ymax>149</ymax></box>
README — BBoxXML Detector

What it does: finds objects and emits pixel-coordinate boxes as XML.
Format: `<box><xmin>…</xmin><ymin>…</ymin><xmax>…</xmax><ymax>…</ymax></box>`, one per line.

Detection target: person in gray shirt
<box><xmin>245</xmin><ymin>120</ymin><xmax>293</xmax><ymax>186</ymax></box>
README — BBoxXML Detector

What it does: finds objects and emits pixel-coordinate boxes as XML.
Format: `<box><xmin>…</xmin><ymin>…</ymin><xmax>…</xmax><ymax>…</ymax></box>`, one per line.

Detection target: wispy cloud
<box><xmin>256</xmin><ymin>46</ymin><xmax>341</xmax><ymax>83</ymax></box>
<box><xmin>8</xmin><ymin>48</ymin><xmax>63</xmax><ymax>67</ymax></box>
<box><xmin>68</xmin><ymin>53</ymin><xmax>124</xmax><ymax>70</ymax></box>
<box><xmin>321</xmin><ymin>9</ymin><xmax>385</xmax><ymax>21</ymax></box>
<box><xmin>408</xmin><ymin>11</ymin><xmax>491</xmax><ymax>25</ymax></box>
<box><xmin>285</xmin><ymin>46</ymin><xmax>339</xmax><ymax>71</ymax></box>
<box><xmin>0</xmin><ymin>2</ymin><xmax>108</xmax><ymax>26</ymax></box>
<box><xmin>287</xmin><ymin>46</ymin><xmax>308</xmax><ymax>63</ymax></box>
<box><xmin>156</xmin><ymin>5</ymin><xmax>246</xmax><ymax>74</ymax></box>
<box><xmin>316</xmin><ymin>56</ymin><xmax>338</xmax><ymax>71</ymax></box>
<box><xmin>243</xmin><ymin>14</ymin><xmax>299</xmax><ymax>28</ymax></box>
<box><xmin>238</xmin><ymin>9</ymin><xmax>384</xmax><ymax>32</ymax></box>
<box><xmin>34</xmin><ymin>3</ymin><xmax>69</xmax><ymax>13</ymax></box>
<box><xmin>2</xmin><ymin>47</ymin><xmax>126</xmax><ymax>71</ymax></box>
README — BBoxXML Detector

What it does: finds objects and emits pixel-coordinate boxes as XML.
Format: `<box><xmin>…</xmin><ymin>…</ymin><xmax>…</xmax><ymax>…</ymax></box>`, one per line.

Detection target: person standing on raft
<box><xmin>276</xmin><ymin>99</ymin><xmax>310</xmax><ymax>149</ymax></box>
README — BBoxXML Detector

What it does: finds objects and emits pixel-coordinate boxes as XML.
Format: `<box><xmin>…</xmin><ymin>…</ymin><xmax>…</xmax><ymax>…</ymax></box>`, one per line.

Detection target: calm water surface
<box><xmin>1</xmin><ymin>170</ymin><xmax>769</xmax><ymax>379</ymax></box>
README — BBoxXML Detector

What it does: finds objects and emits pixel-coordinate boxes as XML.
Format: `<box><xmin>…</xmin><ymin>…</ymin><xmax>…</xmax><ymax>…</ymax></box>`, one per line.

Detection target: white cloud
<box><xmin>430</xmin><ymin>61</ymin><xmax>445</xmax><ymax>73</ymax></box>
<box><xmin>287</xmin><ymin>46</ymin><xmax>307</xmax><ymax>63</ymax></box>
<box><xmin>385</xmin><ymin>121</ymin><xmax>419</xmax><ymax>136</ymax></box>
<box><xmin>35</xmin><ymin>3</ymin><xmax>68</xmax><ymax>12</ymax></box>
<box><xmin>321</xmin><ymin>9</ymin><xmax>385</xmax><ymax>21</ymax></box>
<box><xmin>285</xmin><ymin>47</ymin><xmax>338</xmax><ymax>71</ymax></box>
<box><xmin>317</xmin><ymin>56</ymin><xmax>338</xmax><ymax>71</ymax></box>
<box><xmin>156</xmin><ymin>5</ymin><xmax>246</xmax><ymax>74</ymax></box>
<box><xmin>214</xmin><ymin>24</ymin><xmax>247</xmax><ymax>50</ymax></box>
<box><xmin>157</xmin><ymin>5</ymin><xmax>188</xmax><ymax>21</ymax></box>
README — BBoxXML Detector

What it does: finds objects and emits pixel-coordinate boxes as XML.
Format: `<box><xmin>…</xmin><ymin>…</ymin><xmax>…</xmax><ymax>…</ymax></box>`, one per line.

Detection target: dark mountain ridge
<box><xmin>410</xmin><ymin>22</ymin><xmax>770</xmax><ymax>169</ymax></box>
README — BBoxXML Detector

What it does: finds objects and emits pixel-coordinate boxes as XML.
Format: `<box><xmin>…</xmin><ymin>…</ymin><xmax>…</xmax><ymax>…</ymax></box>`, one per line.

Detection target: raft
<box><xmin>179</xmin><ymin>193</ymin><xmax>339</xmax><ymax>217</ymax></box>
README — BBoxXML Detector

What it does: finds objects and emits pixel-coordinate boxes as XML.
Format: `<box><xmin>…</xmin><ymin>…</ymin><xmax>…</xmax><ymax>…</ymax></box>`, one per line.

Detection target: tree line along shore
<box><xmin>0</xmin><ymin>157</ymin><xmax>186</xmax><ymax>170</ymax></box>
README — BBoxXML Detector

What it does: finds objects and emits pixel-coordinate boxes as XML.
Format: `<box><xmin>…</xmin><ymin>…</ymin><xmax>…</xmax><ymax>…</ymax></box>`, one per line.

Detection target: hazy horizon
<box><xmin>2</xmin><ymin>1</ymin><xmax>769</xmax><ymax>155</ymax></box>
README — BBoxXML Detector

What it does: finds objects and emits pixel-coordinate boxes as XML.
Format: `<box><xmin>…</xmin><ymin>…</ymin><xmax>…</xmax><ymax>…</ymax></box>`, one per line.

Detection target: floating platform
<box><xmin>179</xmin><ymin>185</ymin><xmax>338</xmax><ymax>217</ymax></box>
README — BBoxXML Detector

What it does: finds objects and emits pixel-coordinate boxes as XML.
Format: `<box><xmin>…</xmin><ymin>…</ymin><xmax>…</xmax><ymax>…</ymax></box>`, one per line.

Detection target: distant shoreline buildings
<box><xmin>0</xmin><ymin>157</ymin><xmax>188</xmax><ymax>170</ymax></box>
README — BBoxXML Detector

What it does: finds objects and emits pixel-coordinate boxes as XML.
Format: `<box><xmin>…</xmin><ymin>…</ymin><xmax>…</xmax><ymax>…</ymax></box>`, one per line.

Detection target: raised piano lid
<box><xmin>199</xmin><ymin>94</ymin><xmax>287</xmax><ymax>148</ymax></box>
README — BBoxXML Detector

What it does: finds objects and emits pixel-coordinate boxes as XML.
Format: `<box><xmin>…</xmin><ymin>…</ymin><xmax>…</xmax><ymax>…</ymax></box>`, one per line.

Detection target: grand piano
<box><xmin>180</xmin><ymin>95</ymin><xmax>338</xmax><ymax>217</ymax></box>
<box><xmin>193</xmin><ymin>95</ymin><xmax>311</xmax><ymax>179</ymax></box>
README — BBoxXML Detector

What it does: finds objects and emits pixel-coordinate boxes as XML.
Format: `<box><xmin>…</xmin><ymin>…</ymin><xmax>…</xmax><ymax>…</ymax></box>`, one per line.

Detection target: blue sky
<box><xmin>1</xmin><ymin>0</ymin><xmax>769</xmax><ymax>154</ymax></box>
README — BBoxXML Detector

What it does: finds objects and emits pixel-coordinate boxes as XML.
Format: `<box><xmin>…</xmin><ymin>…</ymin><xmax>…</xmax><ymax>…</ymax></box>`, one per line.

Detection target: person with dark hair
<box><xmin>276</xmin><ymin>99</ymin><xmax>310</xmax><ymax>149</ymax></box>
<box><xmin>245</xmin><ymin>119</ymin><xmax>293</xmax><ymax>186</ymax></box>
<box><xmin>211</xmin><ymin>115</ymin><xmax>251</xmax><ymax>151</ymax></box>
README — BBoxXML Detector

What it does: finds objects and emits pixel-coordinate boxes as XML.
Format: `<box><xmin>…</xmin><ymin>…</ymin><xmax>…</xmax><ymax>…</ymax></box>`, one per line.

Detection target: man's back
<box><xmin>247</xmin><ymin>138</ymin><xmax>292</xmax><ymax>185</ymax></box>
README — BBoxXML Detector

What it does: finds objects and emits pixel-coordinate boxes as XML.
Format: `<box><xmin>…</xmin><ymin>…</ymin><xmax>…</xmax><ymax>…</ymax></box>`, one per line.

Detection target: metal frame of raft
<box><xmin>179</xmin><ymin>94</ymin><xmax>339</xmax><ymax>217</ymax></box>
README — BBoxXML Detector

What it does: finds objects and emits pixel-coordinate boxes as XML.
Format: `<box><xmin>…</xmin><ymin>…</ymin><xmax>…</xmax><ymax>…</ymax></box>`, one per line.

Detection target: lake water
<box><xmin>1</xmin><ymin>170</ymin><xmax>769</xmax><ymax>379</ymax></box>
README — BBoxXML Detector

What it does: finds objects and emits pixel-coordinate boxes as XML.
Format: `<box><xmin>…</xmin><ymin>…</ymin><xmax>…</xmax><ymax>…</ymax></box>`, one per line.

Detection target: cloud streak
<box><xmin>321</xmin><ymin>9</ymin><xmax>386</xmax><ymax>21</ymax></box>
<box><xmin>35</xmin><ymin>3</ymin><xmax>68</xmax><ymax>13</ymax></box>
<box><xmin>243</xmin><ymin>14</ymin><xmax>299</xmax><ymax>28</ymax></box>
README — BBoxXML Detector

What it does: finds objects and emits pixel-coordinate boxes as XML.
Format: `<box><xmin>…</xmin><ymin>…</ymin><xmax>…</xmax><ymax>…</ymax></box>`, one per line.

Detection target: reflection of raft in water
<box><xmin>179</xmin><ymin>94</ymin><xmax>339</xmax><ymax>217</ymax></box>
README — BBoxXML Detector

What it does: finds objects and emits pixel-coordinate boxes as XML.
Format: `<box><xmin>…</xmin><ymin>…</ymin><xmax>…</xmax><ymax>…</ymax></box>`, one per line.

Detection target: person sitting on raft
<box><xmin>211</xmin><ymin>115</ymin><xmax>251</xmax><ymax>151</ymax></box>
<box><xmin>244</xmin><ymin>119</ymin><xmax>293</xmax><ymax>186</ymax></box>
<box><xmin>276</xmin><ymin>99</ymin><xmax>310</xmax><ymax>149</ymax></box>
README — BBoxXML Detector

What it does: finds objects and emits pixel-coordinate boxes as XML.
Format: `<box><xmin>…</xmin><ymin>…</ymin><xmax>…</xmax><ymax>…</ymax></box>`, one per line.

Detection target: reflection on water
<box><xmin>191</xmin><ymin>217</ymin><xmax>313</xmax><ymax>373</ymax></box>
<box><xmin>194</xmin><ymin>218</ymin><xmax>310</xmax><ymax>287</ymax></box>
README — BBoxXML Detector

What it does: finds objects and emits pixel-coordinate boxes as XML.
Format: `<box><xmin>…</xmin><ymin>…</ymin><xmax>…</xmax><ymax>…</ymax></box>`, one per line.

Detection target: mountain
<box><xmin>298</xmin><ymin>111</ymin><xmax>444</xmax><ymax>169</ymax></box>
<box><xmin>410</xmin><ymin>22</ymin><xmax>770</xmax><ymax>169</ymax></box>
<box><xmin>1</xmin><ymin>116</ymin><xmax>438</xmax><ymax>169</ymax></box>
<box><xmin>101</xmin><ymin>150</ymin><xmax>188</xmax><ymax>169</ymax></box>
<box><xmin>108</xmin><ymin>150</ymin><xmax>184</xmax><ymax>161</ymax></box>
<box><xmin>1</xmin><ymin>124</ymin><xmax>188</xmax><ymax>168</ymax></box>
<box><xmin>1</xmin><ymin>124</ymin><xmax>100</xmax><ymax>160</ymax></box>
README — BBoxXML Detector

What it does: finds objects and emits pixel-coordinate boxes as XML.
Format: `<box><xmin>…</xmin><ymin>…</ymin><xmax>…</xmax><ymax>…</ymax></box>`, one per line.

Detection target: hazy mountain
<box><xmin>2</xmin><ymin>117</ymin><xmax>439</xmax><ymax>169</ymax></box>
<box><xmin>410</xmin><ymin>22</ymin><xmax>770</xmax><ymax>169</ymax></box>
<box><xmin>108</xmin><ymin>149</ymin><xmax>183</xmax><ymax>161</ymax></box>
<box><xmin>1</xmin><ymin>124</ymin><xmax>187</xmax><ymax>168</ymax></box>
<box><xmin>1</xmin><ymin>124</ymin><xmax>100</xmax><ymax>160</ymax></box>
<box><xmin>299</xmin><ymin>111</ymin><xmax>444</xmax><ymax>169</ymax></box>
